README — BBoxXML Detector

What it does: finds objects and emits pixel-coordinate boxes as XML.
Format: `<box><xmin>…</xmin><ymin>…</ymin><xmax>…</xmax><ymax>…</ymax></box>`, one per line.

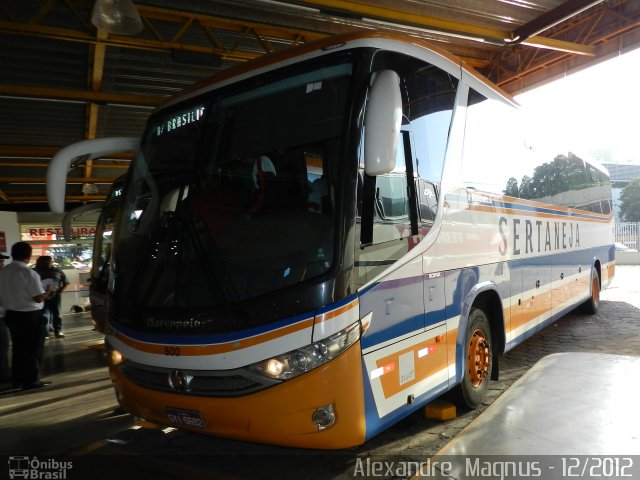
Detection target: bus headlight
<box><xmin>251</xmin><ymin>322</ymin><xmax>360</xmax><ymax>381</ymax></box>
<box><xmin>110</xmin><ymin>349</ymin><xmax>124</xmax><ymax>366</ymax></box>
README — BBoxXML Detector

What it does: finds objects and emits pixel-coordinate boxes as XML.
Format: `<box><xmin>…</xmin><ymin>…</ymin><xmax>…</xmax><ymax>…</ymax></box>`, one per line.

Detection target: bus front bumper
<box><xmin>108</xmin><ymin>341</ymin><xmax>366</xmax><ymax>449</ymax></box>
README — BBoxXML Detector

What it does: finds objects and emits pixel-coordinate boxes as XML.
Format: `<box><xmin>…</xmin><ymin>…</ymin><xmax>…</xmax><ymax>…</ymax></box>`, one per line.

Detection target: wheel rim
<box><xmin>467</xmin><ymin>329</ymin><xmax>491</xmax><ymax>388</ymax></box>
<box><xmin>592</xmin><ymin>273</ymin><xmax>599</xmax><ymax>306</ymax></box>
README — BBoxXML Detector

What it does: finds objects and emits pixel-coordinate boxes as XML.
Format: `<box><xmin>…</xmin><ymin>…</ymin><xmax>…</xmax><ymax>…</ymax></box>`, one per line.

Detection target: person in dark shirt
<box><xmin>34</xmin><ymin>256</ymin><xmax>69</xmax><ymax>339</ymax></box>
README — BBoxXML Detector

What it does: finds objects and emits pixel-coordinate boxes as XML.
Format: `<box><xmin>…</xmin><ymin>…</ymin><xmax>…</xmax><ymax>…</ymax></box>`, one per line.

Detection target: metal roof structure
<box><xmin>1</xmin><ymin>0</ymin><xmax>639</xmax><ymax>211</ymax></box>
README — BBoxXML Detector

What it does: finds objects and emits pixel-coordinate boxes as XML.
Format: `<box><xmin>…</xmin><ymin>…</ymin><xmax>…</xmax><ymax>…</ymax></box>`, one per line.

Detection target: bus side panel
<box><xmin>434</xmin><ymin>188</ymin><xmax>615</xmax><ymax>356</ymax></box>
<box><xmin>358</xmin><ymin>260</ymin><xmax>450</xmax><ymax>440</ymax></box>
<box><xmin>359</xmin><ymin>275</ymin><xmax>425</xmax><ymax>351</ymax></box>
<box><xmin>360</xmin><ymin>323</ymin><xmax>449</xmax><ymax>440</ymax></box>
<box><xmin>553</xmin><ymin>248</ymin><xmax>594</xmax><ymax>316</ymax></box>
<box><xmin>506</xmin><ymin>245</ymin><xmax>614</xmax><ymax>350</ymax></box>
<box><xmin>443</xmin><ymin>265</ymin><xmax>510</xmax><ymax>385</ymax></box>
<box><xmin>508</xmin><ymin>255</ymin><xmax>553</xmax><ymax>350</ymax></box>
<box><xmin>602</xmin><ymin>244</ymin><xmax>616</xmax><ymax>287</ymax></box>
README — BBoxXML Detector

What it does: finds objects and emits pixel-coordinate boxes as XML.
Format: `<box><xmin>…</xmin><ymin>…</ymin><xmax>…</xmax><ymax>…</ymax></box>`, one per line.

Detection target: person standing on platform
<box><xmin>0</xmin><ymin>242</ymin><xmax>51</xmax><ymax>390</ymax></box>
<box><xmin>0</xmin><ymin>252</ymin><xmax>11</xmax><ymax>383</ymax></box>
<box><xmin>34</xmin><ymin>255</ymin><xmax>69</xmax><ymax>339</ymax></box>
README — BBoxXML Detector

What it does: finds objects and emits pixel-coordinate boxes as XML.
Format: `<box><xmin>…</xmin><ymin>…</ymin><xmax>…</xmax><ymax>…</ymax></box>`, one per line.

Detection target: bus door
<box><xmin>356</xmin><ymin>52</ymin><xmax>457</xmax><ymax>431</ymax></box>
<box><xmin>358</xmin><ymin>82</ymin><xmax>458</xmax><ymax>436</ymax></box>
<box><xmin>356</xmin><ymin>129</ymin><xmax>435</xmax><ymax>428</ymax></box>
<box><xmin>417</xmin><ymin>176</ymin><xmax>446</xmax><ymax>333</ymax></box>
<box><xmin>357</xmin><ymin>127</ymin><xmax>427</xmax><ymax>347</ymax></box>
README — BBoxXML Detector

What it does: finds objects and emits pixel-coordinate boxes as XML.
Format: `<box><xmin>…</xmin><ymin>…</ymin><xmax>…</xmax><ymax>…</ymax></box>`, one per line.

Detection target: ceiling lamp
<box><xmin>91</xmin><ymin>0</ymin><xmax>143</xmax><ymax>35</ymax></box>
<box><xmin>82</xmin><ymin>183</ymin><xmax>99</xmax><ymax>195</ymax></box>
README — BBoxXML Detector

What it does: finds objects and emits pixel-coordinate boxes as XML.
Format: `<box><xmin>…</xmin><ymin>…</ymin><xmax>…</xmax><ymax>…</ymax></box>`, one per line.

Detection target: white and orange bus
<box><xmin>48</xmin><ymin>31</ymin><xmax>614</xmax><ymax>449</ymax></box>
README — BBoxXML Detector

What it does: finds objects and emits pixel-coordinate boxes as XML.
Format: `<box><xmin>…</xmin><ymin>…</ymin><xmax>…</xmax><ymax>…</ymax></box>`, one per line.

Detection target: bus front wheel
<box><xmin>457</xmin><ymin>308</ymin><xmax>493</xmax><ymax>409</ymax></box>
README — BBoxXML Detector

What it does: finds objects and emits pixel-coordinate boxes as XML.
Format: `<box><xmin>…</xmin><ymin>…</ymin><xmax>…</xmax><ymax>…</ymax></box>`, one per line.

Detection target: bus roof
<box><xmin>160</xmin><ymin>31</ymin><xmax>516</xmax><ymax>112</ymax></box>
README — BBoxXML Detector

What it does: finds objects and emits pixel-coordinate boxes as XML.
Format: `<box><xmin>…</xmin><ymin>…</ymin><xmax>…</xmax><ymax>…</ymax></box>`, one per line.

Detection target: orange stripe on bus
<box><xmin>466</xmin><ymin>204</ymin><xmax>611</xmax><ymax>223</ymax></box>
<box><xmin>607</xmin><ymin>263</ymin><xmax>615</xmax><ymax>282</ymax></box>
<box><xmin>314</xmin><ymin>299</ymin><xmax>359</xmax><ymax>324</ymax></box>
<box><xmin>502</xmin><ymin>194</ymin><xmax>611</xmax><ymax>216</ymax></box>
<box><xmin>506</xmin><ymin>274</ymin><xmax>591</xmax><ymax>333</ymax></box>
<box><xmin>115</xmin><ymin>317</ymin><xmax>315</xmax><ymax>356</ymax></box>
<box><xmin>448</xmin><ymin>190</ymin><xmax>613</xmax><ymax>221</ymax></box>
<box><xmin>376</xmin><ymin>332</ymin><xmax>451</xmax><ymax>399</ymax></box>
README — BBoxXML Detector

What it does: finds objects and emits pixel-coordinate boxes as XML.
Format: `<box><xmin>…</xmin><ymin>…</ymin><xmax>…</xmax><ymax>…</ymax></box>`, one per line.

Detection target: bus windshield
<box><xmin>113</xmin><ymin>60</ymin><xmax>352</xmax><ymax>331</ymax></box>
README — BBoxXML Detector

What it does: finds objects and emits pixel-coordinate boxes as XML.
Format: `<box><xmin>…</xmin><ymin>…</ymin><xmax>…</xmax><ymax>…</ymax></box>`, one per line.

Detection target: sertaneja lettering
<box><xmin>499</xmin><ymin>216</ymin><xmax>580</xmax><ymax>256</ymax></box>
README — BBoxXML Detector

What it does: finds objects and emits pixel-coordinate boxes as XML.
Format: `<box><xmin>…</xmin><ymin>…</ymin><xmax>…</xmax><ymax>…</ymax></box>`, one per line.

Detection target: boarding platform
<box><xmin>428</xmin><ymin>352</ymin><xmax>640</xmax><ymax>479</ymax></box>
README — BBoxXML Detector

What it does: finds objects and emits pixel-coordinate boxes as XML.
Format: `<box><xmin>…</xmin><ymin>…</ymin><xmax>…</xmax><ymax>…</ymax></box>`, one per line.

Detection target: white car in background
<box><xmin>70</xmin><ymin>261</ymin><xmax>89</xmax><ymax>269</ymax></box>
<box><xmin>615</xmin><ymin>242</ymin><xmax>638</xmax><ymax>252</ymax></box>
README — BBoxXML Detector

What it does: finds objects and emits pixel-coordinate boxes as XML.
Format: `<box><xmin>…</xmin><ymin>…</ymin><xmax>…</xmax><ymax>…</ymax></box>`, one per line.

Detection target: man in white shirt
<box><xmin>0</xmin><ymin>242</ymin><xmax>50</xmax><ymax>390</ymax></box>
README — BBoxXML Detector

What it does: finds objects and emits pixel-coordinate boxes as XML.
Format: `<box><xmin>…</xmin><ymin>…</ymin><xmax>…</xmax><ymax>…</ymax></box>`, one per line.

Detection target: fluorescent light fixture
<box><xmin>255</xmin><ymin>0</ymin><xmax>320</xmax><ymax>13</ymax></box>
<box><xmin>362</xmin><ymin>17</ymin><xmax>486</xmax><ymax>43</ymax></box>
<box><xmin>91</xmin><ymin>0</ymin><xmax>143</xmax><ymax>35</ymax></box>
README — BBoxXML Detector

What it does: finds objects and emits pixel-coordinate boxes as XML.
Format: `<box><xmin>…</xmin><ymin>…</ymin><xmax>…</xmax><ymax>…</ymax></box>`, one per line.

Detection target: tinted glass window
<box><xmin>462</xmin><ymin>91</ymin><xmax>532</xmax><ymax>196</ymax></box>
<box><xmin>365</xmin><ymin>51</ymin><xmax>456</xmax><ymax>245</ymax></box>
<box><xmin>463</xmin><ymin>90</ymin><xmax>613</xmax><ymax>215</ymax></box>
<box><xmin>355</xmin><ymin>51</ymin><xmax>457</xmax><ymax>284</ymax></box>
<box><xmin>113</xmin><ymin>58</ymin><xmax>353</xmax><ymax>333</ymax></box>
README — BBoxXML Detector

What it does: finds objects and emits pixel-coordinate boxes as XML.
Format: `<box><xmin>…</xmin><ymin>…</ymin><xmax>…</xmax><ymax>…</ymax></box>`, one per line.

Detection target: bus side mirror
<box><xmin>47</xmin><ymin>137</ymin><xmax>139</xmax><ymax>213</ymax></box>
<box><xmin>364</xmin><ymin>70</ymin><xmax>402</xmax><ymax>176</ymax></box>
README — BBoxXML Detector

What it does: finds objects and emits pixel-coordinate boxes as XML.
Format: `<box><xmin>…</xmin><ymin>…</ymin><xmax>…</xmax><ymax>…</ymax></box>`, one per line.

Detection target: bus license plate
<box><xmin>165</xmin><ymin>407</ymin><xmax>207</xmax><ymax>429</ymax></box>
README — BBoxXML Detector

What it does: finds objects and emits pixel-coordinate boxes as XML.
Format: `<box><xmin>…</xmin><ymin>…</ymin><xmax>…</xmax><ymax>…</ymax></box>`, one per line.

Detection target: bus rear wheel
<box><xmin>457</xmin><ymin>308</ymin><xmax>493</xmax><ymax>409</ymax></box>
<box><xmin>580</xmin><ymin>268</ymin><xmax>600</xmax><ymax>315</ymax></box>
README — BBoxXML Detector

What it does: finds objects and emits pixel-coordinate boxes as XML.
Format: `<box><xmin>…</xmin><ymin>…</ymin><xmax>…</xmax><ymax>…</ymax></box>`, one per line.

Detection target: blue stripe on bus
<box><xmin>497</xmin><ymin>200</ymin><xmax>609</xmax><ymax>220</ymax></box>
<box><xmin>110</xmin><ymin>309</ymin><xmax>315</xmax><ymax>346</ymax></box>
<box><xmin>359</xmin><ymin>273</ymin><xmax>435</xmax><ymax>350</ymax></box>
<box><xmin>110</xmin><ymin>293</ymin><xmax>364</xmax><ymax>346</ymax></box>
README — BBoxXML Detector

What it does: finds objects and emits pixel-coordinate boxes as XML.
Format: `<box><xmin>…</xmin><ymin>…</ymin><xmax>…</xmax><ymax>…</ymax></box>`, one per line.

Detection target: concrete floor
<box><xmin>1</xmin><ymin>266</ymin><xmax>639</xmax><ymax>479</ymax></box>
<box><xmin>0</xmin><ymin>314</ymin><xmax>131</xmax><ymax>454</ymax></box>
<box><xmin>433</xmin><ymin>352</ymin><xmax>640</xmax><ymax>479</ymax></box>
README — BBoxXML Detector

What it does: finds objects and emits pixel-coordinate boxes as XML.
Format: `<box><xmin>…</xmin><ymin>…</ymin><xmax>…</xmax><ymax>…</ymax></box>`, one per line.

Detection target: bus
<box><xmin>89</xmin><ymin>174</ymin><xmax>127</xmax><ymax>333</ymax></box>
<box><xmin>47</xmin><ymin>31</ymin><xmax>614</xmax><ymax>449</ymax></box>
<box><xmin>51</xmin><ymin>138</ymin><xmax>137</xmax><ymax>333</ymax></box>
